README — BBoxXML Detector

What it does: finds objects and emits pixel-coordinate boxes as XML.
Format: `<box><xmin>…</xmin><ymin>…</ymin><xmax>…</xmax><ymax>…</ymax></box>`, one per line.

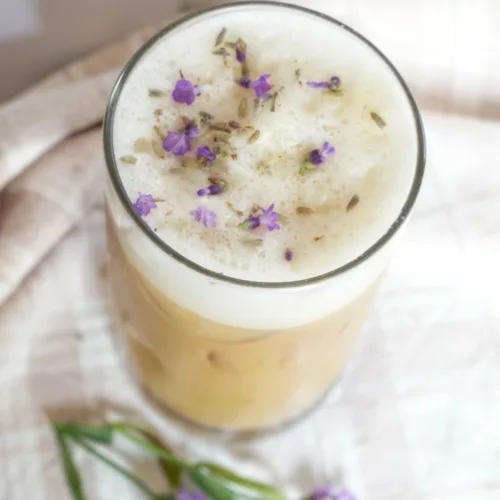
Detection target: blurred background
<box><xmin>0</xmin><ymin>0</ymin><xmax>216</xmax><ymax>102</ymax></box>
<box><xmin>2</xmin><ymin>0</ymin><xmax>499</xmax><ymax>119</ymax></box>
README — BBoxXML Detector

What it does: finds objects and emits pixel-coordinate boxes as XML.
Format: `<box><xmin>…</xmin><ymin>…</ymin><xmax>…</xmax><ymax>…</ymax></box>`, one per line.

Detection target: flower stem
<box><xmin>110</xmin><ymin>422</ymin><xmax>188</xmax><ymax>469</ymax></box>
<box><xmin>70</xmin><ymin>436</ymin><xmax>160</xmax><ymax>500</ymax></box>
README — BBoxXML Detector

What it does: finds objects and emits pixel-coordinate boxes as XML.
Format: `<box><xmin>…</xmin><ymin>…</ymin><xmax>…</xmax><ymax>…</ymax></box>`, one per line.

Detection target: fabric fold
<box><xmin>0</xmin><ymin>72</ymin><xmax>116</xmax><ymax>192</ymax></box>
<box><xmin>0</xmin><ymin>129</ymin><xmax>103</xmax><ymax>308</ymax></box>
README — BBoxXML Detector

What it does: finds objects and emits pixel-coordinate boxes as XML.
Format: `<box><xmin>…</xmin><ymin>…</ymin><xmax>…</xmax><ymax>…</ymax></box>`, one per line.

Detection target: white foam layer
<box><xmin>108</xmin><ymin>3</ymin><xmax>420</xmax><ymax>330</ymax></box>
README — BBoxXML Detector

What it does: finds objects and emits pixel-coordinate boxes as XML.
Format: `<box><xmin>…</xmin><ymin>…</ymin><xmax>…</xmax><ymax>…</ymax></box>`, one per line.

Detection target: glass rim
<box><xmin>103</xmin><ymin>0</ymin><xmax>426</xmax><ymax>290</ymax></box>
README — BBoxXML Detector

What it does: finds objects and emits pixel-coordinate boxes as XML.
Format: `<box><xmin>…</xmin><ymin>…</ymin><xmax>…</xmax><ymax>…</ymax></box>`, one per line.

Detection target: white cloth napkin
<box><xmin>0</xmin><ymin>2</ymin><xmax>499</xmax><ymax>499</ymax></box>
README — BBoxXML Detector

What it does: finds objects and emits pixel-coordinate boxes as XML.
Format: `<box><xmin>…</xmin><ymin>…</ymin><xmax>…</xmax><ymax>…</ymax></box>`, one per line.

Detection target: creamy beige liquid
<box><xmin>106</xmin><ymin>3</ymin><xmax>419</xmax><ymax>431</ymax></box>
<box><xmin>108</xmin><ymin>212</ymin><xmax>379</xmax><ymax>430</ymax></box>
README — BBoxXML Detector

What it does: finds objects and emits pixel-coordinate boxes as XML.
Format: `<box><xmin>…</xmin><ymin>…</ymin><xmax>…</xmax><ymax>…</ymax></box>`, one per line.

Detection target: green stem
<box><xmin>54</xmin><ymin>429</ymin><xmax>87</xmax><ymax>500</ymax></box>
<box><xmin>111</xmin><ymin>423</ymin><xmax>188</xmax><ymax>469</ymax></box>
<box><xmin>70</xmin><ymin>436</ymin><xmax>159</xmax><ymax>500</ymax></box>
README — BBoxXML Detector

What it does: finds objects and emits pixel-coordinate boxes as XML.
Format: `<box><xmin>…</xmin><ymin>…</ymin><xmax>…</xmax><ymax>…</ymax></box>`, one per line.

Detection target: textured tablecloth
<box><xmin>1</xmin><ymin>2</ymin><xmax>499</xmax><ymax>500</ymax></box>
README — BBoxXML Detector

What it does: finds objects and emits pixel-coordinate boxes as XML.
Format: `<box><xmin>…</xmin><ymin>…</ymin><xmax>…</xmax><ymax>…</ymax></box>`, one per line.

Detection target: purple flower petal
<box><xmin>323</xmin><ymin>141</ymin><xmax>336</xmax><ymax>156</ymax></box>
<box><xmin>172</xmin><ymin>79</ymin><xmax>196</xmax><ymax>105</ymax></box>
<box><xmin>163</xmin><ymin>121</ymin><xmax>201</xmax><ymax>156</ymax></box>
<box><xmin>307</xmin><ymin>142</ymin><xmax>336</xmax><ymax>167</ymax></box>
<box><xmin>133</xmin><ymin>193</ymin><xmax>157</xmax><ymax>216</ymax></box>
<box><xmin>196</xmin><ymin>145</ymin><xmax>216</xmax><ymax>164</ymax></box>
<box><xmin>308</xmin><ymin>149</ymin><xmax>324</xmax><ymax>166</ymax></box>
<box><xmin>163</xmin><ymin>131</ymin><xmax>190</xmax><ymax>156</ymax></box>
<box><xmin>307</xmin><ymin>81</ymin><xmax>330</xmax><ymax>88</ymax></box>
<box><xmin>197</xmin><ymin>184</ymin><xmax>224</xmax><ymax>196</ymax></box>
<box><xmin>190</xmin><ymin>206</ymin><xmax>217</xmax><ymax>228</ymax></box>
<box><xmin>239</xmin><ymin>203</ymin><xmax>280</xmax><ymax>232</ymax></box>
<box><xmin>249</xmin><ymin>74</ymin><xmax>272</xmax><ymax>97</ymax></box>
<box><xmin>260</xmin><ymin>203</ymin><xmax>280</xmax><ymax>231</ymax></box>
<box><xmin>307</xmin><ymin>76</ymin><xmax>342</xmax><ymax>91</ymax></box>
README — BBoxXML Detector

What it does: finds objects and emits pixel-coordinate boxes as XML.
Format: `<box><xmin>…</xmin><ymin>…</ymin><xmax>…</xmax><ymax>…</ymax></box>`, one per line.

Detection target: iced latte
<box><xmin>104</xmin><ymin>2</ymin><xmax>424</xmax><ymax>431</ymax></box>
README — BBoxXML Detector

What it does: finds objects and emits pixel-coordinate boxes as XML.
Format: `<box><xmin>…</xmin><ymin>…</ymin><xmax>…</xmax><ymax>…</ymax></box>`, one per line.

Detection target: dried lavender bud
<box><xmin>199</xmin><ymin>111</ymin><xmax>214</xmax><ymax>126</ymax></box>
<box><xmin>228</xmin><ymin>120</ymin><xmax>241</xmax><ymax>129</ymax></box>
<box><xmin>215</xmin><ymin>27</ymin><xmax>227</xmax><ymax>46</ymax></box>
<box><xmin>148</xmin><ymin>89</ymin><xmax>165</xmax><ymax>97</ymax></box>
<box><xmin>296</xmin><ymin>206</ymin><xmax>314</xmax><ymax>215</ymax></box>
<box><xmin>154</xmin><ymin>125</ymin><xmax>165</xmax><ymax>140</ymax></box>
<box><xmin>120</xmin><ymin>155</ymin><xmax>137</xmax><ymax>164</ymax></box>
<box><xmin>154</xmin><ymin>108</ymin><xmax>163</xmax><ymax>116</ymax></box>
<box><xmin>151</xmin><ymin>140</ymin><xmax>165</xmax><ymax>158</ymax></box>
<box><xmin>197</xmin><ymin>184</ymin><xmax>225</xmax><ymax>196</ymax></box>
<box><xmin>247</xmin><ymin>130</ymin><xmax>261</xmax><ymax>144</ymax></box>
<box><xmin>370</xmin><ymin>112</ymin><xmax>386</xmax><ymax>129</ymax></box>
<box><xmin>210</xmin><ymin>122</ymin><xmax>232</xmax><ymax>134</ymax></box>
<box><xmin>213</xmin><ymin>134</ymin><xmax>230</xmax><ymax>145</ymax></box>
<box><xmin>313</xmin><ymin>235</ymin><xmax>324</xmax><ymax>242</ymax></box>
<box><xmin>241</xmin><ymin>238</ymin><xmax>263</xmax><ymax>247</ymax></box>
<box><xmin>238</xmin><ymin>97</ymin><xmax>248</xmax><ymax>118</ymax></box>
<box><xmin>235</xmin><ymin>38</ymin><xmax>247</xmax><ymax>63</ymax></box>
<box><xmin>284</xmin><ymin>248</ymin><xmax>293</xmax><ymax>261</ymax></box>
<box><xmin>241</xmin><ymin>60</ymin><xmax>250</xmax><ymax>80</ymax></box>
<box><xmin>270</xmin><ymin>91</ymin><xmax>279</xmax><ymax>112</ymax></box>
<box><xmin>346</xmin><ymin>194</ymin><xmax>360</xmax><ymax>211</ymax></box>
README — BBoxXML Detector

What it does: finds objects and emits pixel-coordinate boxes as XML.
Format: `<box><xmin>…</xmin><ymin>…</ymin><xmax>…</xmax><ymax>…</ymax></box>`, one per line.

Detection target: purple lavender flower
<box><xmin>239</xmin><ymin>203</ymin><xmax>280</xmax><ymax>232</ymax></box>
<box><xmin>238</xmin><ymin>74</ymin><xmax>272</xmax><ymax>97</ymax></box>
<box><xmin>197</xmin><ymin>184</ymin><xmax>224</xmax><ymax>196</ymax></box>
<box><xmin>133</xmin><ymin>193</ymin><xmax>157</xmax><ymax>216</ymax></box>
<box><xmin>300</xmin><ymin>142</ymin><xmax>335</xmax><ymax>174</ymax></box>
<box><xmin>250</xmin><ymin>74</ymin><xmax>272</xmax><ymax>97</ymax></box>
<box><xmin>285</xmin><ymin>248</ymin><xmax>293</xmax><ymax>261</ymax></box>
<box><xmin>177</xmin><ymin>488</ymin><xmax>206</xmax><ymax>500</ymax></box>
<box><xmin>163</xmin><ymin>121</ymin><xmax>201</xmax><ymax>156</ymax></box>
<box><xmin>309</xmin><ymin>485</ymin><xmax>355</xmax><ymax>500</ymax></box>
<box><xmin>190</xmin><ymin>206</ymin><xmax>217</xmax><ymax>228</ymax></box>
<box><xmin>307</xmin><ymin>76</ymin><xmax>342</xmax><ymax>92</ymax></box>
<box><xmin>309</xmin><ymin>142</ymin><xmax>335</xmax><ymax>166</ymax></box>
<box><xmin>235</xmin><ymin>38</ymin><xmax>247</xmax><ymax>63</ymax></box>
<box><xmin>172</xmin><ymin>79</ymin><xmax>198</xmax><ymax>105</ymax></box>
<box><xmin>196</xmin><ymin>145</ymin><xmax>217</xmax><ymax>164</ymax></box>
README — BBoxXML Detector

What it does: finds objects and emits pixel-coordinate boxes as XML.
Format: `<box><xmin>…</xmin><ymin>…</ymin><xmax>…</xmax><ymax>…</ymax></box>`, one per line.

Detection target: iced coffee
<box><xmin>104</xmin><ymin>2</ymin><xmax>424</xmax><ymax>431</ymax></box>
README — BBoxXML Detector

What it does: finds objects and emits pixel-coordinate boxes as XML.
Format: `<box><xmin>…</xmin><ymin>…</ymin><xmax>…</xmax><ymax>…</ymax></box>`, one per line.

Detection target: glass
<box><xmin>103</xmin><ymin>1</ymin><xmax>425</xmax><ymax>432</ymax></box>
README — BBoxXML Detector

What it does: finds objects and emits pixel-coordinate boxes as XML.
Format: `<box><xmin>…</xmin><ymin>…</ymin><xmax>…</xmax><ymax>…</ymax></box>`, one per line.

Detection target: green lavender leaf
<box><xmin>53</xmin><ymin>426</ymin><xmax>87</xmax><ymax>500</ymax></box>
<box><xmin>72</xmin><ymin>436</ymin><xmax>159</xmax><ymax>500</ymax></box>
<box><xmin>189</xmin><ymin>465</ymin><xmax>236</xmax><ymax>500</ymax></box>
<box><xmin>134</xmin><ymin>427</ymin><xmax>183</xmax><ymax>488</ymax></box>
<box><xmin>191</xmin><ymin>463</ymin><xmax>286</xmax><ymax>500</ymax></box>
<box><xmin>111</xmin><ymin>422</ymin><xmax>187</xmax><ymax>469</ymax></box>
<box><xmin>56</xmin><ymin>422</ymin><xmax>113</xmax><ymax>444</ymax></box>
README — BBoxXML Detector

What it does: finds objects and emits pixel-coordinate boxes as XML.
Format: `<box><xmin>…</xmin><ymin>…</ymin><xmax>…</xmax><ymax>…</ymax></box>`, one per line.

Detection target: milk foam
<box><xmin>108</xmin><ymin>4</ymin><xmax>420</xmax><ymax>330</ymax></box>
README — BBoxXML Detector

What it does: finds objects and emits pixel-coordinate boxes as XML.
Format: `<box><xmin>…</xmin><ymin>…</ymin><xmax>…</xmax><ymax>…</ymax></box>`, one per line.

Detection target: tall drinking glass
<box><xmin>104</xmin><ymin>1</ymin><xmax>425</xmax><ymax>432</ymax></box>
